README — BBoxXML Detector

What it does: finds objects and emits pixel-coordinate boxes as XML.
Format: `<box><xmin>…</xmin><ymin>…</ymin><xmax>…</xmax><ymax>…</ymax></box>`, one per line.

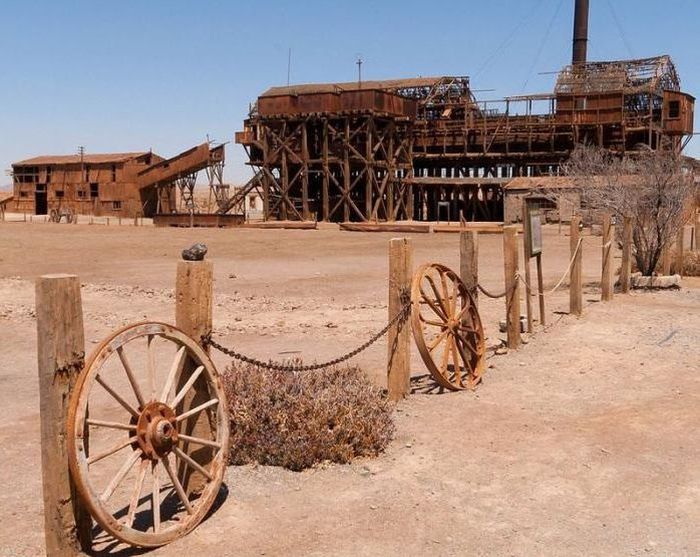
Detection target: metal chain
<box><xmin>203</xmin><ymin>293</ymin><xmax>412</xmax><ymax>372</ymax></box>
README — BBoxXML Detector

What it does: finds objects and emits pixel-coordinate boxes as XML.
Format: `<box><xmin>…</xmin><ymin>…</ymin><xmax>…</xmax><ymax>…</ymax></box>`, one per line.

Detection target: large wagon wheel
<box><xmin>67</xmin><ymin>322</ymin><xmax>229</xmax><ymax>548</ymax></box>
<box><xmin>49</xmin><ymin>208</ymin><xmax>59</xmax><ymax>223</ymax></box>
<box><xmin>411</xmin><ymin>263</ymin><xmax>485</xmax><ymax>391</ymax></box>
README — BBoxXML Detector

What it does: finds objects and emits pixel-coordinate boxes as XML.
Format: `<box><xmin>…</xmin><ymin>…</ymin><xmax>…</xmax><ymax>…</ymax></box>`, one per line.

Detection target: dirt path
<box><xmin>0</xmin><ymin>223</ymin><xmax>698</xmax><ymax>556</ymax></box>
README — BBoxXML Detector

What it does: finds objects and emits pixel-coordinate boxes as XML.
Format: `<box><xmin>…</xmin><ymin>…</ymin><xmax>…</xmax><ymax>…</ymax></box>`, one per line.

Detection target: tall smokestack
<box><xmin>572</xmin><ymin>0</ymin><xmax>589</xmax><ymax>65</ymax></box>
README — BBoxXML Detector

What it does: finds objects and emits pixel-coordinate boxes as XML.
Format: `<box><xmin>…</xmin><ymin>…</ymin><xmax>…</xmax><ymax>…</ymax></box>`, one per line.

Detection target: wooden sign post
<box><xmin>388</xmin><ymin>238</ymin><xmax>413</xmax><ymax>401</ymax></box>
<box><xmin>522</xmin><ymin>202</ymin><xmax>545</xmax><ymax>328</ymax></box>
<box><xmin>36</xmin><ymin>274</ymin><xmax>92</xmax><ymax>555</ymax></box>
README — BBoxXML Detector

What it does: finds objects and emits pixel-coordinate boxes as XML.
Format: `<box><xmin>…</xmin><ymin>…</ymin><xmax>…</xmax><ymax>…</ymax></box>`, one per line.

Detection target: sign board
<box><xmin>526</xmin><ymin>208</ymin><xmax>543</xmax><ymax>257</ymax></box>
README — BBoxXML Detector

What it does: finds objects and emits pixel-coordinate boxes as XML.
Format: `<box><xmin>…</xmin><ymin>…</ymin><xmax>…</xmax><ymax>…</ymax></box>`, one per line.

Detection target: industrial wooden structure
<box><xmin>237</xmin><ymin>1</ymin><xmax>694</xmax><ymax>223</ymax></box>
<box><xmin>10</xmin><ymin>143</ymin><xmax>232</xmax><ymax>219</ymax></box>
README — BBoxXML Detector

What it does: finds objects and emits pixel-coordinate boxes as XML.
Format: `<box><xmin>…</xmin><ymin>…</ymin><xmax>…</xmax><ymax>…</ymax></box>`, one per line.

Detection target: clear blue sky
<box><xmin>1</xmin><ymin>0</ymin><xmax>698</xmax><ymax>186</ymax></box>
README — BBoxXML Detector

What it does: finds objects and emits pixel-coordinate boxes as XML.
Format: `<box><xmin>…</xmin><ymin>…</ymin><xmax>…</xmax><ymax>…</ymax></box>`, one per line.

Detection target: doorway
<box><xmin>35</xmin><ymin>184</ymin><xmax>47</xmax><ymax>215</ymax></box>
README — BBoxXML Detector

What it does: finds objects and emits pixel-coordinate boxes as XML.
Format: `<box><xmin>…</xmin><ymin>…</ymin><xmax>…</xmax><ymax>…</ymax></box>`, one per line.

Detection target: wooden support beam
<box><xmin>620</xmin><ymin>216</ymin><xmax>633</xmax><ymax>293</ymax></box>
<box><xmin>503</xmin><ymin>226</ymin><xmax>521</xmax><ymax>349</ymax></box>
<box><xmin>570</xmin><ymin>216</ymin><xmax>583</xmax><ymax>315</ymax></box>
<box><xmin>36</xmin><ymin>274</ymin><xmax>92</xmax><ymax>555</ymax></box>
<box><xmin>601</xmin><ymin>214</ymin><xmax>614</xmax><ymax>302</ymax></box>
<box><xmin>322</xmin><ymin>120</ymin><xmax>330</xmax><ymax>222</ymax></box>
<box><xmin>301</xmin><ymin>123</ymin><xmax>310</xmax><ymax>221</ymax></box>
<box><xmin>175</xmin><ymin>260</ymin><xmax>215</xmax><ymax>495</ymax></box>
<box><xmin>460</xmin><ymin>231</ymin><xmax>479</xmax><ymax>308</ymax></box>
<box><xmin>387</xmin><ymin>238</ymin><xmax>413</xmax><ymax>401</ymax></box>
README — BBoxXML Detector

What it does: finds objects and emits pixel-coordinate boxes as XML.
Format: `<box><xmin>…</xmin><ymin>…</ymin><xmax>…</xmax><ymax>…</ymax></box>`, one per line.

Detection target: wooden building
<box><xmin>10</xmin><ymin>142</ymin><xmax>227</xmax><ymax>218</ymax></box>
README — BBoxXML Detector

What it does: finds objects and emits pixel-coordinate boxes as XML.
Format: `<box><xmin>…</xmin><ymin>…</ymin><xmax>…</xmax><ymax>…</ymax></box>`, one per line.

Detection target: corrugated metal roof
<box><xmin>13</xmin><ymin>152</ymin><xmax>149</xmax><ymax>166</ymax></box>
<box><xmin>261</xmin><ymin>77</ymin><xmax>445</xmax><ymax>98</ymax></box>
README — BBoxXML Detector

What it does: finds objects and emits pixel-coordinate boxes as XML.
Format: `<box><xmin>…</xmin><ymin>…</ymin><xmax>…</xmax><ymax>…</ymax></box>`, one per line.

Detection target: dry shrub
<box><xmin>222</xmin><ymin>361</ymin><xmax>395</xmax><ymax>471</ymax></box>
<box><xmin>683</xmin><ymin>251</ymin><xmax>700</xmax><ymax>276</ymax></box>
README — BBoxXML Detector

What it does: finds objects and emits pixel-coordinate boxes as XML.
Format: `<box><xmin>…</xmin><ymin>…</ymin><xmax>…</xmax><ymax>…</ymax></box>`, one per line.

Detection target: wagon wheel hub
<box><xmin>136</xmin><ymin>401</ymin><xmax>179</xmax><ymax>459</ymax></box>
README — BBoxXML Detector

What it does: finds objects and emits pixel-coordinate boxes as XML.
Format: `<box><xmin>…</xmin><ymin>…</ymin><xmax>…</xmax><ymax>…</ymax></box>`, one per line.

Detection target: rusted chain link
<box><xmin>203</xmin><ymin>293</ymin><xmax>412</xmax><ymax>372</ymax></box>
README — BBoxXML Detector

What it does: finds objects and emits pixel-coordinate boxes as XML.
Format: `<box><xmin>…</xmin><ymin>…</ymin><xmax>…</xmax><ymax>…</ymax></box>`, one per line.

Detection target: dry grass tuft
<box><xmin>222</xmin><ymin>361</ymin><xmax>395</xmax><ymax>471</ymax></box>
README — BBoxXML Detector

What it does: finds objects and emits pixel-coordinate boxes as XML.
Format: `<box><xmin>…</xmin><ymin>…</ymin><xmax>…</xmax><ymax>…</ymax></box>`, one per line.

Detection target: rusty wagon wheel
<box><xmin>411</xmin><ymin>263</ymin><xmax>485</xmax><ymax>391</ymax></box>
<box><xmin>49</xmin><ymin>208</ymin><xmax>60</xmax><ymax>223</ymax></box>
<box><xmin>67</xmin><ymin>322</ymin><xmax>229</xmax><ymax>548</ymax></box>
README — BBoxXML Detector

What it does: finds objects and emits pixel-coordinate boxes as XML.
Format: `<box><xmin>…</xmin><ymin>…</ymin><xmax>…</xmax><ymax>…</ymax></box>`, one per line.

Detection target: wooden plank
<box><xmin>36</xmin><ymin>274</ymin><xmax>92</xmax><ymax>555</ymax></box>
<box><xmin>175</xmin><ymin>261</ymin><xmax>215</xmax><ymax>496</ymax></box>
<box><xmin>620</xmin><ymin>216</ymin><xmax>633</xmax><ymax>293</ymax></box>
<box><xmin>503</xmin><ymin>226</ymin><xmax>521</xmax><ymax>349</ymax></box>
<box><xmin>570</xmin><ymin>216</ymin><xmax>583</xmax><ymax>316</ymax></box>
<box><xmin>387</xmin><ymin>238</ymin><xmax>413</xmax><ymax>401</ymax></box>
<box><xmin>340</xmin><ymin>222</ymin><xmax>431</xmax><ymax>234</ymax></box>
<box><xmin>433</xmin><ymin>223</ymin><xmax>515</xmax><ymax>234</ymax></box>
<box><xmin>460</xmin><ymin>231</ymin><xmax>479</xmax><ymax>307</ymax></box>
<box><xmin>241</xmin><ymin>220</ymin><xmax>317</xmax><ymax>230</ymax></box>
<box><xmin>601</xmin><ymin>214</ymin><xmax>614</xmax><ymax>302</ymax></box>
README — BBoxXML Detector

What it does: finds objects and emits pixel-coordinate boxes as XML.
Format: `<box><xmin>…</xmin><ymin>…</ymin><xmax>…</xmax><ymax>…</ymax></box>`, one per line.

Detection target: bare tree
<box><xmin>563</xmin><ymin>146</ymin><xmax>696</xmax><ymax>276</ymax></box>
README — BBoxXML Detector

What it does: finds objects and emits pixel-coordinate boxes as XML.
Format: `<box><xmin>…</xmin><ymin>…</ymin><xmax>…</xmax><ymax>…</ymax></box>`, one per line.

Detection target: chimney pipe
<box><xmin>572</xmin><ymin>0</ymin><xmax>589</xmax><ymax>65</ymax></box>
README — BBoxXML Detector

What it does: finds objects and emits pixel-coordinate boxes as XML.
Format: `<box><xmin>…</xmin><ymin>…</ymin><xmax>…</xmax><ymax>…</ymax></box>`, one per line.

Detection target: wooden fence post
<box><xmin>520</xmin><ymin>204</ymin><xmax>533</xmax><ymax>332</ymax></box>
<box><xmin>601</xmin><ymin>214</ymin><xmax>614</xmax><ymax>302</ymax></box>
<box><xmin>459</xmin><ymin>230</ymin><xmax>478</xmax><ymax>307</ymax></box>
<box><xmin>388</xmin><ymin>238</ymin><xmax>413</xmax><ymax>401</ymax></box>
<box><xmin>36</xmin><ymin>274</ymin><xmax>92</xmax><ymax>555</ymax></box>
<box><xmin>503</xmin><ymin>226</ymin><xmax>521</xmax><ymax>349</ymax></box>
<box><xmin>675</xmin><ymin>225</ymin><xmax>685</xmax><ymax>276</ymax></box>
<box><xmin>620</xmin><ymin>216</ymin><xmax>633</xmax><ymax>294</ymax></box>
<box><xmin>175</xmin><ymin>259</ymin><xmax>215</xmax><ymax>494</ymax></box>
<box><xmin>694</xmin><ymin>212</ymin><xmax>700</xmax><ymax>252</ymax></box>
<box><xmin>570</xmin><ymin>216</ymin><xmax>583</xmax><ymax>315</ymax></box>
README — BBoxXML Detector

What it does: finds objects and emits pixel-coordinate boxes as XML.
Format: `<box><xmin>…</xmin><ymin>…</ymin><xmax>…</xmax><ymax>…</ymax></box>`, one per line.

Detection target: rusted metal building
<box><xmin>10</xmin><ymin>143</ymin><xmax>227</xmax><ymax>218</ymax></box>
<box><xmin>236</xmin><ymin>1</ymin><xmax>695</xmax><ymax>223</ymax></box>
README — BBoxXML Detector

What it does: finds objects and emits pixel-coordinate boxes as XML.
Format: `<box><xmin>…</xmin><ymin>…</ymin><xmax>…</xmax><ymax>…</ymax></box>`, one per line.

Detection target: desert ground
<box><xmin>0</xmin><ymin>220</ymin><xmax>698</xmax><ymax>556</ymax></box>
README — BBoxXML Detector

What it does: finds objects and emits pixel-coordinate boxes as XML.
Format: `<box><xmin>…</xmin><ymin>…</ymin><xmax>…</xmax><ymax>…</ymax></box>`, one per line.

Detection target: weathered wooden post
<box><xmin>503</xmin><ymin>226</ymin><xmax>521</xmax><ymax>349</ymax></box>
<box><xmin>675</xmin><ymin>225</ymin><xmax>685</xmax><ymax>277</ymax></box>
<box><xmin>601</xmin><ymin>214</ymin><xmax>614</xmax><ymax>302</ymax></box>
<box><xmin>694</xmin><ymin>212</ymin><xmax>700</xmax><ymax>252</ymax></box>
<box><xmin>36</xmin><ymin>274</ymin><xmax>92</xmax><ymax>555</ymax></box>
<box><xmin>570</xmin><ymin>216</ymin><xmax>583</xmax><ymax>315</ymax></box>
<box><xmin>459</xmin><ymin>230</ymin><xmax>478</xmax><ymax>307</ymax></box>
<box><xmin>388</xmin><ymin>238</ymin><xmax>413</xmax><ymax>401</ymax></box>
<box><xmin>175</xmin><ymin>257</ymin><xmax>215</xmax><ymax>493</ymax></box>
<box><xmin>620</xmin><ymin>216</ymin><xmax>633</xmax><ymax>293</ymax></box>
<box><xmin>521</xmin><ymin>204</ymin><xmax>534</xmax><ymax>332</ymax></box>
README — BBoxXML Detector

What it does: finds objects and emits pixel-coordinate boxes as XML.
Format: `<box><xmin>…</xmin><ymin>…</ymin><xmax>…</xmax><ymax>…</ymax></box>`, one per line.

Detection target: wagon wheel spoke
<box><xmin>171</xmin><ymin>365</ymin><xmax>205</xmax><ymax>409</ymax></box>
<box><xmin>152</xmin><ymin>461</ymin><xmax>161</xmax><ymax>533</ymax></box>
<box><xmin>87</xmin><ymin>436</ymin><xmax>135</xmax><ymax>466</ymax></box>
<box><xmin>437</xmin><ymin>270</ymin><xmax>455</xmax><ymax>319</ymax></box>
<box><xmin>173</xmin><ymin>446</ymin><xmax>214</xmax><ymax>481</ymax></box>
<box><xmin>161</xmin><ymin>346</ymin><xmax>187</xmax><ymax>403</ymax></box>
<box><xmin>427</xmin><ymin>328</ymin><xmax>451</xmax><ymax>351</ymax></box>
<box><xmin>451</xmin><ymin>335</ymin><xmax>464</xmax><ymax>387</ymax></box>
<box><xmin>87</xmin><ymin>419</ymin><xmax>136</xmax><ymax>432</ymax></box>
<box><xmin>419</xmin><ymin>314</ymin><xmax>448</xmax><ymax>328</ymax></box>
<box><xmin>162</xmin><ymin>455</ymin><xmax>194</xmax><ymax>515</ymax></box>
<box><xmin>439</xmin><ymin>335</ymin><xmax>452</xmax><ymax>376</ymax></box>
<box><xmin>95</xmin><ymin>375</ymin><xmax>139</xmax><ymax>418</ymax></box>
<box><xmin>126</xmin><ymin>458</ymin><xmax>149</xmax><ymax>527</ymax></box>
<box><xmin>117</xmin><ymin>346</ymin><xmax>146</xmax><ymax>408</ymax></box>
<box><xmin>175</xmin><ymin>398</ymin><xmax>219</xmax><ymax>423</ymax></box>
<box><xmin>419</xmin><ymin>286</ymin><xmax>448</xmax><ymax>321</ymax></box>
<box><xmin>147</xmin><ymin>335</ymin><xmax>157</xmax><ymax>401</ymax></box>
<box><xmin>178</xmin><ymin>433</ymin><xmax>222</xmax><ymax>450</ymax></box>
<box><xmin>101</xmin><ymin>450</ymin><xmax>141</xmax><ymax>502</ymax></box>
<box><xmin>425</xmin><ymin>275</ymin><xmax>451</xmax><ymax>319</ymax></box>
<box><xmin>454</xmin><ymin>335</ymin><xmax>476</xmax><ymax>374</ymax></box>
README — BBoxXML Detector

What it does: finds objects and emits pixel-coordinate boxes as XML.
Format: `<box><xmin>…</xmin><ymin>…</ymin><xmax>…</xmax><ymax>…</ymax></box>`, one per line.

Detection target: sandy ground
<box><xmin>0</xmin><ymin>221</ymin><xmax>698</xmax><ymax>556</ymax></box>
